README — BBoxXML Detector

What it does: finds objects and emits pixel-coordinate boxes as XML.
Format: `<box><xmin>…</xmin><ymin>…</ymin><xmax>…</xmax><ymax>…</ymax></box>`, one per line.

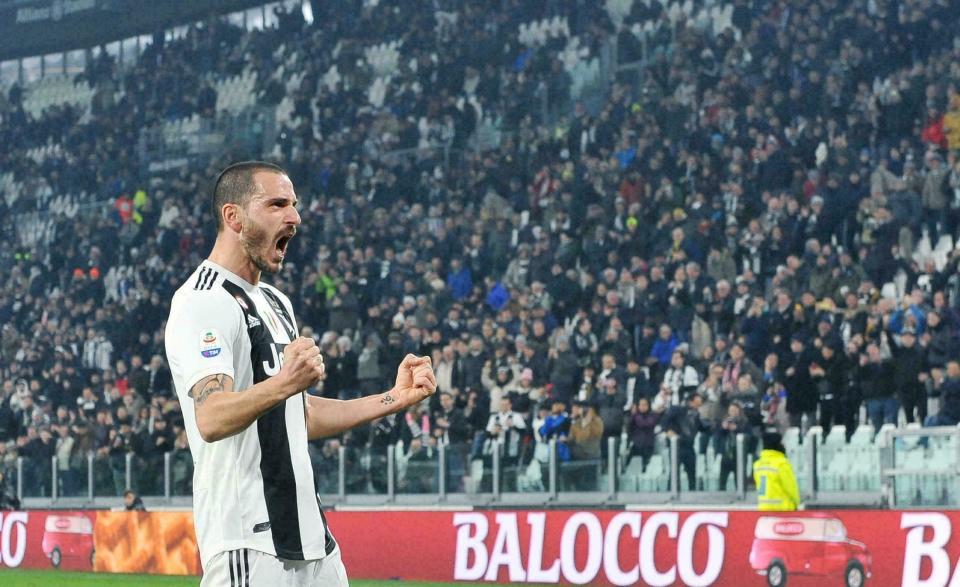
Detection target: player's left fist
<box><xmin>411</xmin><ymin>355</ymin><xmax>437</xmax><ymax>399</ymax></box>
<box><xmin>395</xmin><ymin>354</ymin><xmax>437</xmax><ymax>405</ymax></box>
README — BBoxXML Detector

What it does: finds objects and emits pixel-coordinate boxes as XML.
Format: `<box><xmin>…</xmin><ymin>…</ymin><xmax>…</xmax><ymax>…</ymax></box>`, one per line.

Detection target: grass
<box><xmin>0</xmin><ymin>570</ymin><xmax>195</xmax><ymax>586</ymax></box>
<box><xmin>0</xmin><ymin>570</ymin><xmax>481</xmax><ymax>586</ymax></box>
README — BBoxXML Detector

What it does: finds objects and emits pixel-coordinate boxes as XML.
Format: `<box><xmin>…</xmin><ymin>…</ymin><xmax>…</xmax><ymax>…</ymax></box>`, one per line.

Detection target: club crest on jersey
<box><xmin>200</xmin><ymin>328</ymin><xmax>222</xmax><ymax>358</ymax></box>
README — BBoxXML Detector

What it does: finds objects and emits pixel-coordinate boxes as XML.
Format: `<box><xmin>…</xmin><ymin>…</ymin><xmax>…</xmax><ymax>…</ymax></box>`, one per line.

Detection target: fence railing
<box><xmin>881</xmin><ymin>425</ymin><xmax>960</xmax><ymax>508</ymax></box>
<box><xmin>12</xmin><ymin>449</ymin><xmax>193</xmax><ymax>504</ymax></box>
<box><xmin>19</xmin><ymin>425</ymin><xmax>957</xmax><ymax>509</ymax></box>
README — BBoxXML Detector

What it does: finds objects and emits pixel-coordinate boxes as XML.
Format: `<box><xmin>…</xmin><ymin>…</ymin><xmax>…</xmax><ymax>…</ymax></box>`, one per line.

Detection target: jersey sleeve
<box><xmin>165</xmin><ymin>290</ymin><xmax>242</xmax><ymax>397</ymax></box>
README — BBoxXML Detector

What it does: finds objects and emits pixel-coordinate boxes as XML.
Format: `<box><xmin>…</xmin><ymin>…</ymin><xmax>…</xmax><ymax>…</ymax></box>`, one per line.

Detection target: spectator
<box><xmin>596</xmin><ymin>378</ymin><xmax>625</xmax><ymax>457</ymax></box>
<box><xmin>566</xmin><ymin>400</ymin><xmax>603</xmax><ymax>490</ymax></box>
<box><xmin>722</xmin><ymin>343</ymin><xmax>762</xmax><ymax>397</ymax></box>
<box><xmin>661</xmin><ymin>392</ymin><xmax>707</xmax><ymax>491</ymax></box>
<box><xmin>891</xmin><ymin>328</ymin><xmax>926</xmax><ymax>424</ymax></box>
<box><xmin>567</xmin><ymin>400</ymin><xmax>603</xmax><ymax>462</ymax></box>
<box><xmin>140</xmin><ymin>416</ymin><xmax>172</xmax><ymax>495</ymax></box>
<box><xmin>432</xmin><ymin>392</ymin><xmax>469</xmax><ymax>445</ymax></box>
<box><xmin>697</xmin><ymin>363</ymin><xmax>725</xmax><ymax>426</ymax></box>
<box><xmin>123</xmin><ymin>489</ymin><xmax>146</xmax><ymax>511</ymax></box>
<box><xmin>627</xmin><ymin>397</ymin><xmax>659</xmax><ymax>472</ymax></box>
<box><xmin>761</xmin><ymin>381</ymin><xmax>789</xmax><ymax>432</ymax></box>
<box><xmin>784</xmin><ymin>335</ymin><xmax>817</xmax><ymax>430</ymax></box>
<box><xmin>509</xmin><ymin>368</ymin><xmax>542</xmax><ymax>416</ymax></box>
<box><xmin>54</xmin><ymin>424</ymin><xmax>78</xmax><ymax>496</ymax></box>
<box><xmin>547</xmin><ymin>337</ymin><xmax>579</xmax><ymax>405</ymax></box>
<box><xmin>309</xmin><ymin>439</ymin><xmax>341</xmax><ymax>495</ymax></box>
<box><xmin>649</xmin><ymin>325</ymin><xmax>679</xmax><ymax>369</ymax></box>
<box><xmin>538</xmin><ymin>399</ymin><xmax>571</xmax><ymax>463</ymax></box>
<box><xmin>809</xmin><ymin>342</ymin><xmax>845</xmax><ymax>430</ymax></box>
<box><xmin>446</xmin><ymin>258</ymin><xmax>472</xmax><ymax>302</ymax></box>
<box><xmin>483</xmin><ymin>397</ymin><xmax>526</xmax><ymax>468</ymax></box>
<box><xmin>107</xmin><ymin>421</ymin><xmax>134</xmax><ymax>496</ymax></box>
<box><xmin>921</xmin><ymin>152</ymin><xmax>948</xmax><ymax>242</ymax></box>
<box><xmin>661</xmin><ymin>350</ymin><xmax>700</xmax><ymax>402</ymax></box>
<box><xmin>715</xmin><ymin>403</ymin><xmax>748</xmax><ymax>491</ymax></box>
<box><xmin>859</xmin><ymin>343</ymin><xmax>898</xmax><ymax>429</ymax></box>
<box><xmin>728</xmin><ymin>374</ymin><xmax>762</xmax><ymax>435</ymax></box>
<box><xmin>926</xmin><ymin>362</ymin><xmax>960</xmax><ymax>427</ymax></box>
<box><xmin>923</xmin><ymin>311</ymin><xmax>957</xmax><ymax>370</ymax></box>
<box><xmin>0</xmin><ymin>470</ymin><xmax>21</xmax><ymax>511</ymax></box>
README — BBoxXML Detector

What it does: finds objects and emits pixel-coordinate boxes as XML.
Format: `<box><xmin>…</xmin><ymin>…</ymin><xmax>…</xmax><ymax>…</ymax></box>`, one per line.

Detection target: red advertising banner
<box><xmin>326</xmin><ymin>510</ymin><xmax>960</xmax><ymax>586</ymax></box>
<box><xmin>2</xmin><ymin>508</ymin><xmax>960</xmax><ymax>585</ymax></box>
<box><xmin>0</xmin><ymin>510</ymin><xmax>199</xmax><ymax>576</ymax></box>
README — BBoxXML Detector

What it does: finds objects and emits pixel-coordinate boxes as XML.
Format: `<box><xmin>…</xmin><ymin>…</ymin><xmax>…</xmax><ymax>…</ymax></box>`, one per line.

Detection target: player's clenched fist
<box><xmin>411</xmin><ymin>357</ymin><xmax>437</xmax><ymax>397</ymax></box>
<box><xmin>390</xmin><ymin>354</ymin><xmax>437</xmax><ymax>407</ymax></box>
<box><xmin>279</xmin><ymin>336</ymin><xmax>324</xmax><ymax>394</ymax></box>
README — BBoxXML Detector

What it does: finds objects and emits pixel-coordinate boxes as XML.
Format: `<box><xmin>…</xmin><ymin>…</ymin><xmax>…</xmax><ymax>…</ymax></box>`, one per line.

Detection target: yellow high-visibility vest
<box><xmin>753</xmin><ymin>449</ymin><xmax>800</xmax><ymax>511</ymax></box>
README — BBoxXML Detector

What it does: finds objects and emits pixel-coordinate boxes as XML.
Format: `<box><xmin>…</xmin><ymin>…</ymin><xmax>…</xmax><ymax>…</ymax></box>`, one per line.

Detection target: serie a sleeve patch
<box><xmin>200</xmin><ymin>328</ymin><xmax>223</xmax><ymax>358</ymax></box>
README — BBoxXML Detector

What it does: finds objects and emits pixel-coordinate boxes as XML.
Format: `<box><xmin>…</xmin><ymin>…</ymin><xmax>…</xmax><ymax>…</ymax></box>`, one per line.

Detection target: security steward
<box><xmin>753</xmin><ymin>429</ymin><xmax>800</xmax><ymax>511</ymax></box>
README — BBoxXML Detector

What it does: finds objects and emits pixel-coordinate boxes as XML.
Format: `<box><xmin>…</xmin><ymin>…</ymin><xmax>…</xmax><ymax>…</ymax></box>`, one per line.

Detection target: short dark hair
<box><xmin>211</xmin><ymin>161</ymin><xmax>287</xmax><ymax>231</ymax></box>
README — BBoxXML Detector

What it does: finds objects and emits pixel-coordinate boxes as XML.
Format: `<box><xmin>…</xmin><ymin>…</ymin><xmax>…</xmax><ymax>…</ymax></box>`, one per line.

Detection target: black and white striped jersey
<box><xmin>164</xmin><ymin>260</ymin><xmax>329</xmax><ymax>570</ymax></box>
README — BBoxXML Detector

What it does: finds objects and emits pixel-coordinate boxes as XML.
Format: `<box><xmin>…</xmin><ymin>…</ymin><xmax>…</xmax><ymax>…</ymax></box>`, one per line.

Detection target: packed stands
<box><xmin>2</xmin><ymin>0</ymin><xmax>960</xmax><ymax>507</ymax></box>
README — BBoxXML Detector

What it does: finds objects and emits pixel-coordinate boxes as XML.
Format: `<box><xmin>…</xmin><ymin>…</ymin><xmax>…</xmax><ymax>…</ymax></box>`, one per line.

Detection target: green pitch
<box><xmin>0</xmin><ymin>570</ymin><xmax>484</xmax><ymax>586</ymax></box>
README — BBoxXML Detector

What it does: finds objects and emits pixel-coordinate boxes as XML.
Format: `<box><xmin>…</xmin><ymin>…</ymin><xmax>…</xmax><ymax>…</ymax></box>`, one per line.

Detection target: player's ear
<box><xmin>222</xmin><ymin>202</ymin><xmax>243</xmax><ymax>234</ymax></box>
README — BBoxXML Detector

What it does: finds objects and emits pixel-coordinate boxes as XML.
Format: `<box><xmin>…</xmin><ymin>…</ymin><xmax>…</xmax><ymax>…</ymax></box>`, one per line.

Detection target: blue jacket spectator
<box><xmin>447</xmin><ymin>259</ymin><xmax>472</xmax><ymax>301</ymax></box>
<box><xmin>649</xmin><ymin>326</ymin><xmax>679</xmax><ymax>367</ymax></box>
<box><xmin>486</xmin><ymin>281</ymin><xmax>510</xmax><ymax>312</ymax></box>
<box><xmin>539</xmin><ymin>404</ymin><xmax>571</xmax><ymax>462</ymax></box>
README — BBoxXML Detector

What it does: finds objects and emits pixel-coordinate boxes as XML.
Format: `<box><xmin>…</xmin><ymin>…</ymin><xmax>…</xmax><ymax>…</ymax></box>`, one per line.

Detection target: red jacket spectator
<box><xmin>922</xmin><ymin>110</ymin><xmax>947</xmax><ymax>149</ymax></box>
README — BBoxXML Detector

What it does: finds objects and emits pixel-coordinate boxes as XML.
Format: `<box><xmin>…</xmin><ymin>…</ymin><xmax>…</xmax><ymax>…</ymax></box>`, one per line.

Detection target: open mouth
<box><xmin>275</xmin><ymin>235</ymin><xmax>292</xmax><ymax>259</ymax></box>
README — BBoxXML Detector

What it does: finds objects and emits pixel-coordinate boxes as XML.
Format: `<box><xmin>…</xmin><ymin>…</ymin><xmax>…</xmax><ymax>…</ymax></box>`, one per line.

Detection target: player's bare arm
<box><xmin>304</xmin><ymin>354</ymin><xmax>437</xmax><ymax>440</ymax></box>
<box><xmin>193</xmin><ymin>336</ymin><xmax>325</xmax><ymax>442</ymax></box>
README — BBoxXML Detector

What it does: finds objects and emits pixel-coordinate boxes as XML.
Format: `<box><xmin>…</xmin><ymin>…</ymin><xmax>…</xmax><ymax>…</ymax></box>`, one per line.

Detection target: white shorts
<box><xmin>200</xmin><ymin>546</ymin><xmax>349</xmax><ymax>587</ymax></box>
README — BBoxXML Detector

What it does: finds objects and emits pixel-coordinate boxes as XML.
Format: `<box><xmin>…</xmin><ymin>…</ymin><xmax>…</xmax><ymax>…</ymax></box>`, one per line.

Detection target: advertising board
<box><xmin>1</xmin><ymin>509</ymin><xmax>959</xmax><ymax>585</ymax></box>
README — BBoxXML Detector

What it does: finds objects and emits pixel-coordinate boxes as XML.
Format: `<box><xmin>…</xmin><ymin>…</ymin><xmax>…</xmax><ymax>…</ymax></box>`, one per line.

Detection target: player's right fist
<box><xmin>279</xmin><ymin>336</ymin><xmax>324</xmax><ymax>395</ymax></box>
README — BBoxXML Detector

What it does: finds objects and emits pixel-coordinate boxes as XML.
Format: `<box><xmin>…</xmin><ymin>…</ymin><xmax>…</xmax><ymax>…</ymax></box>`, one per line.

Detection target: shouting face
<box><xmin>238</xmin><ymin>171</ymin><xmax>300</xmax><ymax>274</ymax></box>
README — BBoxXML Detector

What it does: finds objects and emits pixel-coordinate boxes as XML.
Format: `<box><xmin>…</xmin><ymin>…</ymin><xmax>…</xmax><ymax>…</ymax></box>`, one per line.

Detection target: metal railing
<box><xmin>881</xmin><ymin>426</ymin><xmax>960</xmax><ymax>508</ymax></box>
<box><xmin>13</xmin><ymin>450</ymin><xmax>194</xmax><ymax>506</ymax></box>
<box><xmin>18</xmin><ymin>426</ymin><xmax>960</xmax><ymax>509</ymax></box>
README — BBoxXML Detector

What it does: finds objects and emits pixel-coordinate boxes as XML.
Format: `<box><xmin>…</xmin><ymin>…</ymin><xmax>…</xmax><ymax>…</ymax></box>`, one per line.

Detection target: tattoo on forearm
<box><xmin>381</xmin><ymin>393</ymin><xmax>396</xmax><ymax>406</ymax></box>
<box><xmin>189</xmin><ymin>375</ymin><xmax>226</xmax><ymax>406</ymax></box>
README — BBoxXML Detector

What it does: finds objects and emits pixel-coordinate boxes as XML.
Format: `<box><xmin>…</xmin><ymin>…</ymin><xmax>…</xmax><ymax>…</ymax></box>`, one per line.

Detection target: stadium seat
<box><xmin>782</xmin><ymin>427</ymin><xmax>800</xmax><ymax>451</ymax></box>
<box><xmin>824</xmin><ymin>425</ymin><xmax>846</xmax><ymax>447</ymax></box>
<box><xmin>875</xmin><ymin>423</ymin><xmax>898</xmax><ymax>447</ymax></box>
<box><xmin>849</xmin><ymin>425</ymin><xmax>875</xmax><ymax>447</ymax></box>
<box><xmin>633</xmin><ymin>455</ymin><xmax>667</xmax><ymax>492</ymax></box>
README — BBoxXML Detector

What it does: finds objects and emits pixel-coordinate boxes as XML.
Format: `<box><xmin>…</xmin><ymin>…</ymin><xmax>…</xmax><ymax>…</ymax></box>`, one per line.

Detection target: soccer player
<box><xmin>164</xmin><ymin>161</ymin><xmax>437</xmax><ymax>586</ymax></box>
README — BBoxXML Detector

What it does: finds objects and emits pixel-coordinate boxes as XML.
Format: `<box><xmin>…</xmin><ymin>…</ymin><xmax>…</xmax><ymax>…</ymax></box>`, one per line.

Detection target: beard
<box><xmin>240</xmin><ymin>218</ymin><xmax>283</xmax><ymax>274</ymax></box>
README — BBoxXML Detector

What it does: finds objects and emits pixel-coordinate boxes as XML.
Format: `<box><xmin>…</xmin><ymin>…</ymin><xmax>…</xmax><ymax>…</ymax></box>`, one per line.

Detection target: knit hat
<box><xmin>762</xmin><ymin>429</ymin><xmax>786</xmax><ymax>453</ymax></box>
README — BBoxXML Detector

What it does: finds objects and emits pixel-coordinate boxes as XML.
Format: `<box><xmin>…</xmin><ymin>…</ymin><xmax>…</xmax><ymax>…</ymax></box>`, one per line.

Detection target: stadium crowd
<box><xmin>3</xmin><ymin>0</ymin><xmax>960</xmax><ymax>497</ymax></box>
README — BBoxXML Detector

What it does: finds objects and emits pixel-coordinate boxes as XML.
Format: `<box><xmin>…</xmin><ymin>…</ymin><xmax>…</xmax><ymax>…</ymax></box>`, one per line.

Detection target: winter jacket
<box><xmin>754</xmin><ymin>449</ymin><xmax>800</xmax><ymax>511</ymax></box>
<box><xmin>628</xmin><ymin>411</ymin><xmax>660</xmax><ymax>451</ymax></box>
<box><xmin>568</xmin><ymin>415</ymin><xmax>603</xmax><ymax>460</ymax></box>
<box><xmin>922</xmin><ymin>168</ymin><xmax>948</xmax><ymax>211</ymax></box>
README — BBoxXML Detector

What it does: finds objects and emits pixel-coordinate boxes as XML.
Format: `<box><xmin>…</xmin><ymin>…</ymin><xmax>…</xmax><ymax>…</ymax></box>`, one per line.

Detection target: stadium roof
<box><xmin>0</xmin><ymin>0</ymin><xmax>268</xmax><ymax>61</ymax></box>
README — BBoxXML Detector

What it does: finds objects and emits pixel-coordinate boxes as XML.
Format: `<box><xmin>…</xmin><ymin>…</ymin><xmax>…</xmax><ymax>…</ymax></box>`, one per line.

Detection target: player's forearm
<box><xmin>306</xmin><ymin>389</ymin><xmax>405</xmax><ymax>440</ymax></box>
<box><xmin>196</xmin><ymin>378</ymin><xmax>288</xmax><ymax>442</ymax></box>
